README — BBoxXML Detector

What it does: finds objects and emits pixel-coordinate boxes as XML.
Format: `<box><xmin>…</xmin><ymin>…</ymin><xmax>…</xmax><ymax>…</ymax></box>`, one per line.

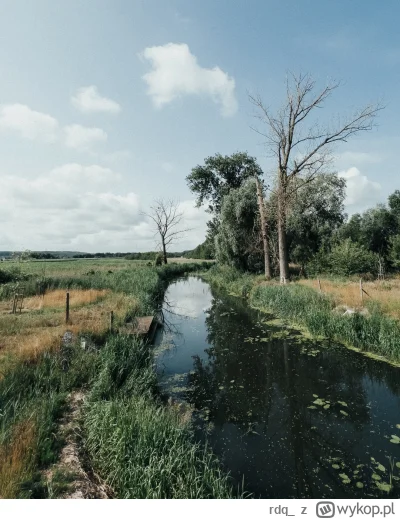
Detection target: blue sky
<box><xmin>0</xmin><ymin>0</ymin><xmax>399</xmax><ymax>252</ymax></box>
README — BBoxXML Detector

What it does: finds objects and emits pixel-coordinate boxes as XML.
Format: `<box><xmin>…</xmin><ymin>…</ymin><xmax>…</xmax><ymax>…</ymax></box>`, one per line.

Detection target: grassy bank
<box><xmin>84</xmin><ymin>335</ymin><xmax>236</xmax><ymax>498</ymax></box>
<box><xmin>202</xmin><ymin>265</ymin><xmax>400</xmax><ymax>364</ymax></box>
<box><xmin>0</xmin><ymin>260</ymin><xmax>237</xmax><ymax>498</ymax></box>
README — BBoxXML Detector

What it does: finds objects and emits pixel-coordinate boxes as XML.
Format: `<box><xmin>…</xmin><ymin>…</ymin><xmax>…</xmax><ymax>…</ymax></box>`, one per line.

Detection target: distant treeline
<box><xmin>73</xmin><ymin>251</ymin><xmax>186</xmax><ymax>260</ymax></box>
<box><xmin>183</xmin><ymin>241</ymin><xmax>214</xmax><ymax>260</ymax></box>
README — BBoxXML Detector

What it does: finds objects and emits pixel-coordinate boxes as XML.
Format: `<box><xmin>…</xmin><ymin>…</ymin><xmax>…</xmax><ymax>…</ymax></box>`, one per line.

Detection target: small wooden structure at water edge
<box><xmin>119</xmin><ymin>316</ymin><xmax>158</xmax><ymax>343</ymax></box>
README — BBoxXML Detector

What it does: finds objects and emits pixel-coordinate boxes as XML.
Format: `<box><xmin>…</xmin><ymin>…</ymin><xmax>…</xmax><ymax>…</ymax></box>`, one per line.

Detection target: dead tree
<box><xmin>250</xmin><ymin>72</ymin><xmax>382</xmax><ymax>283</ymax></box>
<box><xmin>142</xmin><ymin>199</ymin><xmax>190</xmax><ymax>264</ymax></box>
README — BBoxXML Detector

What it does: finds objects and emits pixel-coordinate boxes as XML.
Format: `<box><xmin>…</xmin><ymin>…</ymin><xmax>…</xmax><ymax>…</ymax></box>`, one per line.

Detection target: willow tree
<box><xmin>250</xmin><ymin>73</ymin><xmax>382</xmax><ymax>283</ymax></box>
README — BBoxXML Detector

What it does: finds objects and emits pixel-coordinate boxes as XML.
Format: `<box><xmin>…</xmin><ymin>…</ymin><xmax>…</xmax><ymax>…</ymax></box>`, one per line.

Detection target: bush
<box><xmin>308</xmin><ymin>239</ymin><xmax>377</xmax><ymax>276</ymax></box>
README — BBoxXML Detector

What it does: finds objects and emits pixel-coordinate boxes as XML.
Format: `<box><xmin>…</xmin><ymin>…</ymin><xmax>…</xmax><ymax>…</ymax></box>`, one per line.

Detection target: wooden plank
<box><xmin>135</xmin><ymin>316</ymin><xmax>154</xmax><ymax>335</ymax></box>
<box><xmin>119</xmin><ymin>316</ymin><xmax>155</xmax><ymax>337</ymax></box>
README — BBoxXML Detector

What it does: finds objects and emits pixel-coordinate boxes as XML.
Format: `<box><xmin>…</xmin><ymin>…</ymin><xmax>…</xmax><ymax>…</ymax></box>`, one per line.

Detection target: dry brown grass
<box><xmin>0</xmin><ymin>290</ymin><xmax>138</xmax><ymax>366</ymax></box>
<box><xmin>25</xmin><ymin>289</ymin><xmax>109</xmax><ymax>311</ymax></box>
<box><xmin>298</xmin><ymin>277</ymin><xmax>400</xmax><ymax>319</ymax></box>
<box><xmin>0</xmin><ymin>419</ymin><xmax>36</xmax><ymax>498</ymax></box>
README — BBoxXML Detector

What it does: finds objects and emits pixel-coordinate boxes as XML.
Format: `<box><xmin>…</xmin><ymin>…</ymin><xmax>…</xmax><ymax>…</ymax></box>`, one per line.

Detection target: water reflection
<box><xmin>154</xmin><ymin>277</ymin><xmax>400</xmax><ymax>498</ymax></box>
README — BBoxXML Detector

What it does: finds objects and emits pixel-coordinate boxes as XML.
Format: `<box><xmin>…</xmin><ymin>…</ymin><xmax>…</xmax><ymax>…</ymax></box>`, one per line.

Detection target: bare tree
<box><xmin>142</xmin><ymin>199</ymin><xmax>190</xmax><ymax>264</ymax></box>
<box><xmin>250</xmin><ymin>72</ymin><xmax>382</xmax><ymax>283</ymax></box>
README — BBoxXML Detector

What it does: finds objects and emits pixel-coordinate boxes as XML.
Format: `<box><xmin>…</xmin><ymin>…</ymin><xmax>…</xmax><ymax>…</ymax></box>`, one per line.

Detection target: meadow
<box><xmin>0</xmin><ymin>258</ymin><xmax>237</xmax><ymax>499</ymax></box>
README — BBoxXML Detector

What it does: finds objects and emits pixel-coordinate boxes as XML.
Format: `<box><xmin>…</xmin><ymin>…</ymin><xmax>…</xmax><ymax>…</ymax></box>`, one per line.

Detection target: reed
<box><xmin>203</xmin><ymin>265</ymin><xmax>400</xmax><ymax>363</ymax></box>
<box><xmin>84</xmin><ymin>335</ymin><xmax>238</xmax><ymax>498</ymax></box>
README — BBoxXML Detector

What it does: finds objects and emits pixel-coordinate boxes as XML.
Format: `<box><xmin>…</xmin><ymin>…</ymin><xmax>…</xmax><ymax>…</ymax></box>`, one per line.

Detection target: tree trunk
<box><xmin>277</xmin><ymin>182</ymin><xmax>290</xmax><ymax>283</ymax></box>
<box><xmin>255</xmin><ymin>177</ymin><xmax>271</xmax><ymax>279</ymax></box>
<box><xmin>162</xmin><ymin>239</ymin><xmax>168</xmax><ymax>264</ymax></box>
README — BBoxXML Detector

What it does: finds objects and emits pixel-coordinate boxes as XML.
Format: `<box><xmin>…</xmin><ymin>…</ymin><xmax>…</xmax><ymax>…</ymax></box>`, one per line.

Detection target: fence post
<box><xmin>66</xmin><ymin>291</ymin><xmax>70</xmax><ymax>324</ymax></box>
<box><xmin>12</xmin><ymin>293</ymin><xmax>17</xmax><ymax>314</ymax></box>
<box><xmin>109</xmin><ymin>310</ymin><xmax>114</xmax><ymax>333</ymax></box>
<box><xmin>318</xmin><ymin>279</ymin><xmax>322</xmax><ymax>292</ymax></box>
<box><xmin>360</xmin><ymin>278</ymin><xmax>363</xmax><ymax>306</ymax></box>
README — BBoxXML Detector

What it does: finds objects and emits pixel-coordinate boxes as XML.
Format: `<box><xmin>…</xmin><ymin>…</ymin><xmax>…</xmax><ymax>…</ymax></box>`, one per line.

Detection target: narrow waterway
<box><xmin>154</xmin><ymin>277</ymin><xmax>400</xmax><ymax>498</ymax></box>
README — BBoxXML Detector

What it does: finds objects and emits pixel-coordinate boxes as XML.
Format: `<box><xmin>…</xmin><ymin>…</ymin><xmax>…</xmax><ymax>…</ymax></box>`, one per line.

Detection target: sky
<box><xmin>0</xmin><ymin>0</ymin><xmax>399</xmax><ymax>252</ymax></box>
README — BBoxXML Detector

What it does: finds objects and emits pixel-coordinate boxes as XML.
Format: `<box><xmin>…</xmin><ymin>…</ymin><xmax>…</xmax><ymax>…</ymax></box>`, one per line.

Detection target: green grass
<box><xmin>0</xmin><ymin>341</ymin><xmax>98</xmax><ymax>497</ymax></box>
<box><xmin>84</xmin><ymin>335</ymin><xmax>238</xmax><ymax>498</ymax></box>
<box><xmin>0</xmin><ymin>260</ymin><xmax>236</xmax><ymax>499</ymax></box>
<box><xmin>203</xmin><ymin>265</ymin><xmax>400</xmax><ymax>364</ymax></box>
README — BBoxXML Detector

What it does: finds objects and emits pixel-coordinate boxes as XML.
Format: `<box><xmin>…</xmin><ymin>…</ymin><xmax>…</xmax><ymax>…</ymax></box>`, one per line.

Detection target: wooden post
<box><xmin>318</xmin><ymin>279</ymin><xmax>322</xmax><ymax>292</ymax></box>
<box><xmin>12</xmin><ymin>293</ymin><xmax>17</xmax><ymax>314</ymax></box>
<box><xmin>360</xmin><ymin>278</ymin><xmax>363</xmax><ymax>306</ymax></box>
<box><xmin>109</xmin><ymin>311</ymin><xmax>114</xmax><ymax>333</ymax></box>
<box><xmin>66</xmin><ymin>291</ymin><xmax>70</xmax><ymax>324</ymax></box>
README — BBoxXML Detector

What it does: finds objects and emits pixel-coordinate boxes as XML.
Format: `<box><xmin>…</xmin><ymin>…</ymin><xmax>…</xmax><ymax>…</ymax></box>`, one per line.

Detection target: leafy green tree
<box><xmin>358</xmin><ymin>205</ymin><xmax>397</xmax><ymax>257</ymax></box>
<box><xmin>338</xmin><ymin>213</ymin><xmax>362</xmax><ymax>243</ymax></box>
<box><xmin>286</xmin><ymin>174</ymin><xmax>346</xmax><ymax>272</ymax></box>
<box><xmin>186</xmin><ymin>152</ymin><xmax>263</xmax><ymax>214</ymax></box>
<box><xmin>185</xmin><ymin>240</ymin><xmax>214</xmax><ymax>260</ymax></box>
<box><xmin>388</xmin><ymin>190</ymin><xmax>400</xmax><ymax>218</ymax></box>
<box><xmin>388</xmin><ymin>235</ymin><xmax>400</xmax><ymax>269</ymax></box>
<box><xmin>214</xmin><ymin>179</ymin><xmax>263</xmax><ymax>272</ymax></box>
<box><xmin>326</xmin><ymin>239</ymin><xmax>377</xmax><ymax>276</ymax></box>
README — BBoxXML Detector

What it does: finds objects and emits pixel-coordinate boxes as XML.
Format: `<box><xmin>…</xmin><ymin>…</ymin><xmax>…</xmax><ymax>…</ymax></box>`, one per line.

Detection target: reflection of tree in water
<box><xmin>185</xmin><ymin>290</ymin><xmax>397</xmax><ymax>497</ymax></box>
<box><xmin>159</xmin><ymin>281</ymin><xmax>400</xmax><ymax>497</ymax></box>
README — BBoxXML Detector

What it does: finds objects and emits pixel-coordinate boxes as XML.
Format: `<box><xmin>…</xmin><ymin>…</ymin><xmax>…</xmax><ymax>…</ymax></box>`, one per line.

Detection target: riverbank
<box><xmin>0</xmin><ymin>261</ymin><xmax>237</xmax><ymax>498</ymax></box>
<box><xmin>201</xmin><ymin>266</ymin><xmax>400</xmax><ymax>365</ymax></box>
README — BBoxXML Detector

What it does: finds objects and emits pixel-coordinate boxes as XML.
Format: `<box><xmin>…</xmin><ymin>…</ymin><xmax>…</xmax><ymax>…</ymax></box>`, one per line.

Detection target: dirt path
<box><xmin>44</xmin><ymin>391</ymin><xmax>111</xmax><ymax>499</ymax></box>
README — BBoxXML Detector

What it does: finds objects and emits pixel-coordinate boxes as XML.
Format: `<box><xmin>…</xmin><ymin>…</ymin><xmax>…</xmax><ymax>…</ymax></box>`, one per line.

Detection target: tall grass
<box><xmin>1</xmin><ymin>260</ymin><xmax>234</xmax><ymax>499</ymax></box>
<box><xmin>203</xmin><ymin>265</ymin><xmax>400</xmax><ymax>363</ymax></box>
<box><xmin>0</xmin><ymin>342</ymin><xmax>97</xmax><ymax>497</ymax></box>
<box><xmin>84</xmin><ymin>335</ymin><xmax>237</xmax><ymax>498</ymax></box>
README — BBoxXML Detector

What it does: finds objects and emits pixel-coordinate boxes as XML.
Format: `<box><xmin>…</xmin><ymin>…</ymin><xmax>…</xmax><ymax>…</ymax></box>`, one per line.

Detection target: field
<box><xmin>0</xmin><ymin>258</ymin><xmax>236</xmax><ymax>499</ymax></box>
<box><xmin>298</xmin><ymin>276</ymin><xmax>400</xmax><ymax>320</ymax></box>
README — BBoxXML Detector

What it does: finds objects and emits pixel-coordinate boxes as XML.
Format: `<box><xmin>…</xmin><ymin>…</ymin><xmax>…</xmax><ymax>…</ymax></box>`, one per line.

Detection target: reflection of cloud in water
<box><xmin>164</xmin><ymin>278</ymin><xmax>212</xmax><ymax>318</ymax></box>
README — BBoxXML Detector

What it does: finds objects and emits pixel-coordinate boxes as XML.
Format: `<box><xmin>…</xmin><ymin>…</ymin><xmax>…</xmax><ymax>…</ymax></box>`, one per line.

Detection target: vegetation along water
<box><xmin>155</xmin><ymin>276</ymin><xmax>400</xmax><ymax>498</ymax></box>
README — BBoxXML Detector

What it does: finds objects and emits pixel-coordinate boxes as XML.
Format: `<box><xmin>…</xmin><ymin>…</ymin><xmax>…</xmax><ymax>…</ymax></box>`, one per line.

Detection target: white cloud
<box><xmin>71</xmin><ymin>86</ymin><xmax>121</xmax><ymax>114</ymax></box>
<box><xmin>0</xmin><ymin>164</ymin><xmax>143</xmax><ymax>250</ymax></box>
<box><xmin>0</xmin><ymin>161</ymin><xmax>210</xmax><ymax>252</ymax></box>
<box><xmin>64</xmin><ymin>124</ymin><xmax>107</xmax><ymax>150</ymax></box>
<box><xmin>338</xmin><ymin>167</ymin><xmax>382</xmax><ymax>212</ymax></box>
<box><xmin>0</xmin><ymin>103</ymin><xmax>58</xmax><ymax>142</ymax></box>
<box><xmin>140</xmin><ymin>43</ymin><xmax>238</xmax><ymax>117</ymax></box>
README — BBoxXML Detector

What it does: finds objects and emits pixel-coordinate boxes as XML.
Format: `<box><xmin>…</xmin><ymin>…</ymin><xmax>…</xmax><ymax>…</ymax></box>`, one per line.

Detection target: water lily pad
<box><xmin>375</xmin><ymin>481</ymin><xmax>391</xmax><ymax>493</ymax></box>
<box><xmin>308</xmin><ymin>405</ymin><xmax>317</xmax><ymax>410</ymax></box>
<box><xmin>396</xmin><ymin>424</ymin><xmax>400</xmax><ymax>429</ymax></box>
<box><xmin>230</xmin><ymin>380</ymin><xmax>235</xmax><ymax>383</ymax></box>
<box><xmin>356</xmin><ymin>482</ymin><xmax>364</xmax><ymax>489</ymax></box>
<box><xmin>396</xmin><ymin>462</ymin><xmax>400</xmax><ymax>469</ymax></box>
<box><xmin>314</xmin><ymin>399</ymin><xmax>325</xmax><ymax>406</ymax></box>
<box><xmin>390</xmin><ymin>435</ymin><xmax>400</xmax><ymax>444</ymax></box>
<box><xmin>340</xmin><ymin>410</ymin><xmax>349</xmax><ymax>416</ymax></box>
<box><xmin>324</xmin><ymin>404</ymin><xmax>330</xmax><ymax>410</ymax></box>
<box><xmin>372</xmin><ymin>473</ymin><xmax>381</xmax><ymax>481</ymax></box>
<box><xmin>332</xmin><ymin>464</ymin><xmax>340</xmax><ymax>470</ymax></box>
<box><xmin>339</xmin><ymin>473</ymin><xmax>349</xmax><ymax>480</ymax></box>
<box><xmin>353</xmin><ymin>470</ymin><xmax>359</xmax><ymax>475</ymax></box>
<box><xmin>218</xmin><ymin>386</ymin><xmax>224</xmax><ymax>390</ymax></box>
<box><xmin>377</xmin><ymin>463</ymin><xmax>386</xmax><ymax>472</ymax></box>
<box><xmin>338</xmin><ymin>401</ymin><xmax>348</xmax><ymax>407</ymax></box>
<box><xmin>312</xmin><ymin>394</ymin><xmax>318</xmax><ymax>398</ymax></box>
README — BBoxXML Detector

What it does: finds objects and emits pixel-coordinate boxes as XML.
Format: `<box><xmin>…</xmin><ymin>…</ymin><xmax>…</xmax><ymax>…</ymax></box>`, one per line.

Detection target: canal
<box><xmin>154</xmin><ymin>276</ymin><xmax>400</xmax><ymax>498</ymax></box>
